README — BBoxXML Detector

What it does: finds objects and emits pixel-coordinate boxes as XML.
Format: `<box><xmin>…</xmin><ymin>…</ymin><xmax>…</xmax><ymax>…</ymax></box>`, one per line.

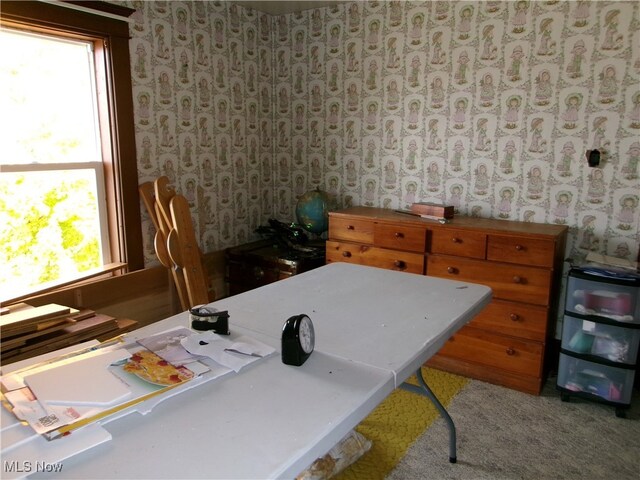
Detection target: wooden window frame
<box><xmin>1</xmin><ymin>1</ymin><xmax>144</xmax><ymax>285</ymax></box>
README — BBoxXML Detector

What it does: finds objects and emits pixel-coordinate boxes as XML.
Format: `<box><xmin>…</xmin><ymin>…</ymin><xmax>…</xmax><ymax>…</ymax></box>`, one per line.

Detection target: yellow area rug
<box><xmin>334</xmin><ymin>367</ymin><xmax>468</xmax><ymax>480</ymax></box>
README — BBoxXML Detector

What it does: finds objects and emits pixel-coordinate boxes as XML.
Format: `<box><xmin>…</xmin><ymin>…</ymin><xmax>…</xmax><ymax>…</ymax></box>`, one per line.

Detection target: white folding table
<box><xmin>1</xmin><ymin>263</ymin><xmax>491</xmax><ymax>479</ymax></box>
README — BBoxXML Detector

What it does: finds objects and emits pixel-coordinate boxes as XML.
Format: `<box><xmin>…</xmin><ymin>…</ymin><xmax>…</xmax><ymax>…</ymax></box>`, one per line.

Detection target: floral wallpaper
<box><xmin>120</xmin><ymin>1</ymin><xmax>640</xmax><ymax>267</ymax></box>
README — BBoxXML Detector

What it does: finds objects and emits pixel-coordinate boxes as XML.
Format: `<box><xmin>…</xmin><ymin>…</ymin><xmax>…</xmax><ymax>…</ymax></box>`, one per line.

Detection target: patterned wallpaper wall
<box><xmin>121</xmin><ymin>1</ymin><xmax>640</xmax><ymax>267</ymax></box>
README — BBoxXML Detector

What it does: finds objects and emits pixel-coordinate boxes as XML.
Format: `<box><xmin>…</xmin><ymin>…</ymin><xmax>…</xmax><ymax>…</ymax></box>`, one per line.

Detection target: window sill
<box><xmin>2</xmin><ymin>262</ymin><xmax>127</xmax><ymax>307</ymax></box>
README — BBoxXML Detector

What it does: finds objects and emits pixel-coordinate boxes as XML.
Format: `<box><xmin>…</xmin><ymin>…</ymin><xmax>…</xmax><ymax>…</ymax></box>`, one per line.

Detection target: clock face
<box><xmin>299</xmin><ymin>315</ymin><xmax>315</xmax><ymax>354</ymax></box>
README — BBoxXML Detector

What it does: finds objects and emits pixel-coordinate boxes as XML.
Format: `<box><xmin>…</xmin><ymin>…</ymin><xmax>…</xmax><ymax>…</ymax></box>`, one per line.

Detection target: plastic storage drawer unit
<box><xmin>557</xmin><ymin>353</ymin><xmax>635</xmax><ymax>405</ymax></box>
<box><xmin>561</xmin><ymin>315</ymin><xmax>640</xmax><ymax>365</ymax></box>
<box><xmin>558</xmin><ymin>268</ymin><xmax>640</xmax><ymax>417</ymax></box>
<box><xmin>566</xmin><ymin>272</ymin><xmax>639</xmax><ymax>321</ymax></box>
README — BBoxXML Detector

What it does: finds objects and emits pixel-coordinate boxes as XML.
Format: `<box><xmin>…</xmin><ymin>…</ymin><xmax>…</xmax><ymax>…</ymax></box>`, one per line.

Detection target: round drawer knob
<box><xmin>395</xmin><ymin>232</ymin><xmax>404</xmax><ymax>238</ymax></box>
<box><xmin>506</xmin><ymin>347</ymin><xmax>516</xmax><ymax>356</ymax></box>
<box><xmin>394</xmin><ymin>260</ymin><xmax>406</xmax><ymax>269</ymax></box>
<box><xmin>509</xmin><ymin>313</ymin><xmax>520</xmax><ymax>321</ymax></box>
<box><xmin>346</xmin><ymin>225</ymin><xmax>354</xmax><ymax>230</ymax></box>
<box><xmin>447</xmin><ymin>266</ymin><xmax>457</xmax><ymax>274</ymax></box>
<box><xmin>342</xmin><ymin>251</ymin><xmax>352</xmax><ymax>258</ymax></box>
<box><xmin>515</xmin><ymin>244</ymin><xmax>523</xmax><ymax>251</ymax></box>
<box><xmin>512</xmin><ymin>276</ymin><xmax>522</xmax><ymax>284</ymax></box>
<box><xmin>253</xmin><ymin>266</ymin><xmax>264</xmax><ymax>279</ymax></box>
<box><xmin>452</xmin><ymin>237</ymin><xmax>461</xmax><ymax>243</ymax></box>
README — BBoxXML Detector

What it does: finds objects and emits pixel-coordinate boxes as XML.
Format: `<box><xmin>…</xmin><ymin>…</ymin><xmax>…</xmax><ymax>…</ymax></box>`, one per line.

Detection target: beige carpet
<box><xmin>386</xmin><ymin>374</ymin><xmax>640</xmax><ymax>480</ymax></box>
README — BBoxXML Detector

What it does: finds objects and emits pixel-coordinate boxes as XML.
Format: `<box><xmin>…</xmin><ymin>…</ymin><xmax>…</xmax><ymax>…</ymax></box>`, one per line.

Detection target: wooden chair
<box><xmin>139</xmin><ymin>177</ymin><xmax>211</xmax><ymax>311</ymax></box>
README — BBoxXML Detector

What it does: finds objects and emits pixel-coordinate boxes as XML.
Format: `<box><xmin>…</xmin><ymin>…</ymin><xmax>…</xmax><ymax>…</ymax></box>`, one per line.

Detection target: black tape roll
<box><xmin>189</xmin><ymin>306</ymin><xmax>230</xmax><ymax>335</ymax></box>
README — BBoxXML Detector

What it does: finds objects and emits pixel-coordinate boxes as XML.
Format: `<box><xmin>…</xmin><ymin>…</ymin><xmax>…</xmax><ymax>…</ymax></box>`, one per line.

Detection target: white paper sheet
<box><xmin>181</xmin><ymin>332</ymin><xmax>275</xmax><ymax>372</ymax></box>
<box><xmin>23</xmin><ymin>349</ymin><xmax>132</xmax><ymax>406</ymax></box>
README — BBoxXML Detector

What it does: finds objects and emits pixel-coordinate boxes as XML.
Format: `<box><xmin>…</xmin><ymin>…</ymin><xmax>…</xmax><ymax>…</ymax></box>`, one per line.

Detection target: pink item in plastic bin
<box><xmin>584</xmin><ymin>290</ymin><xmax>631</xmax><ymax>316</ymax></box>
<box><xmin>609</xmin><ymin>383</ymin><xmax>622</xmax><ymax>401</ymax></box>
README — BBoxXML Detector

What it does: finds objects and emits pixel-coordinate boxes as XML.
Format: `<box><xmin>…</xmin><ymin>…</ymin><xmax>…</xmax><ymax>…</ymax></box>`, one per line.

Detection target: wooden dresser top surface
<box><xmin>329</xmin><ymin>207</ymin><xmax>569</xmax><ymax>238</ymax></box>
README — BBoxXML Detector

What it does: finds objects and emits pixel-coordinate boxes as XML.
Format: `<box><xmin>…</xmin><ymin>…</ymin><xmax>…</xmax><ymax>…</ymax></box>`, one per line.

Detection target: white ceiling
<box><xmin>234</xmin><ymin>1</ymin><xmax>343</xmax><ymax>15</ymax></box>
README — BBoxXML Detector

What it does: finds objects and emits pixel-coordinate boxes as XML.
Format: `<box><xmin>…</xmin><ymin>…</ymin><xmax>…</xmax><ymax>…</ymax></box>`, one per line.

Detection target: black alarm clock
<box><xmin>281</xmin><ymin>314</ymin><xmax>315</xmax><ymax>366</ymax></box>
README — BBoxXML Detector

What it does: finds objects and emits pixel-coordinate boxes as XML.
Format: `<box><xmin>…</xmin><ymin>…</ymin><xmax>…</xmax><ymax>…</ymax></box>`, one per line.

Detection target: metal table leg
<box><xmin>400</xmin><ymin>368</ymin><xmax>457</xmax><ymax>463</ymax></box>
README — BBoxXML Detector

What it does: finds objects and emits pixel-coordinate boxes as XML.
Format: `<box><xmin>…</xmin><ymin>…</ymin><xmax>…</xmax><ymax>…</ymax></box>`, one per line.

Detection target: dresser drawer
<box><xmin>427</xmin><ymin>255</ymin><xmax>552</xmax><ymax>305</ymax></box>
<box><xmin>487</xmin><ymin>235</ymin><xmax>555</xmax><ymax>267</ymax></box>
<box><xmin>326</xmin><ymin>240</ymin><xmax>365</xmax><ymax>264</ymax></box>
<box><xmin>429</xmin><ymin>228</ymin><xmax>486</xmax><ymax>259</ymax></box>
<box><xmin>438</xmin><ymin>327</ymin><xmax>544</xmax><ymax>377</ymax></box>
<box><xmin>374</xmin><ymin>223</ymin><xmax>426</xmax><ymax>253</ymax></box>
<box><xmin>326</xmin><ymin>241</ymin><xmax>424</xmax><ymax>274</ymax></box>
<box><xmin>328</xmin><ymin>217</ymin><xmax>374</xmax><ymax>244</ymax></box>
<box><xmin>470</xmin><ymin>299</ymin><xmax>548</xmax><ymax>341</ymax></box>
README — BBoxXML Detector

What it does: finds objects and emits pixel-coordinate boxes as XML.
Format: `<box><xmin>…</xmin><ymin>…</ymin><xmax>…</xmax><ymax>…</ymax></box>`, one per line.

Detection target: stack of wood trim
<box><xmin>0</xmin><ymin>303</ymin><xmax>136</xmax><ymax>365</ymax></box>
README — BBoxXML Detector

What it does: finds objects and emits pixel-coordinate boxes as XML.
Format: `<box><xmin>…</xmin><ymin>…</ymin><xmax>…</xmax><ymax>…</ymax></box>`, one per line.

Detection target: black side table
<box><xmin>225</xmin><ymin>239</ymin><xmax>325</xmax><ymax>296</ymax></box>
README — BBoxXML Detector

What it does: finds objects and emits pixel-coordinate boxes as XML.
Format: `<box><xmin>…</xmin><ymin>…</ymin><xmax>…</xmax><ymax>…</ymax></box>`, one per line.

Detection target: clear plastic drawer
<box><xmin>566</xmin><ymin>273</ymin><xmax>639</xmax><ymax>324</ymax></box>
<box><xmin>557</xmin><ymin>353</ymin><xmax>635</xmax><ymax>404</ymax></box>
<box><xmin>561</xmin><ymin>315</ymin><xmax>639</xmax><ymax>365</ymax></box>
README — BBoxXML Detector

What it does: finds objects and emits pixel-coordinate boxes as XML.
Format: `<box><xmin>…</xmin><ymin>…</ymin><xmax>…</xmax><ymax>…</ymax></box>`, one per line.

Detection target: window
<box><xmin>0</xmin><ymin>1</ymin><xmax>142</xmax><ymax>303</ymax></box>
<box><xmin>1</xmin><ymin>29</ymin><xmax>111</xmax><ymax>298</ymax></box>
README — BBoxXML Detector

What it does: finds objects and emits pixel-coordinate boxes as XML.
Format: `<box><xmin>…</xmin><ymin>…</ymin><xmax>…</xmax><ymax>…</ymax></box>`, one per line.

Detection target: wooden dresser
<box><xmin>326</xmin><ymin>207</ymin><xmax>568</xmax><ymax>394</ymax></box>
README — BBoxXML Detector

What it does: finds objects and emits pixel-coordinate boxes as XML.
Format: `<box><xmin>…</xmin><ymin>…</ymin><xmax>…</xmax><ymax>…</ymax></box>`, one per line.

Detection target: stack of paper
<box><xmin>0</xmin><ymin>338</ymin><xmax>209</xmax><ymax>440</ymax></box>
<box><xmin>0</xmin><ymin>327</ymin><xmax>274</xmax><ymax>442</ymax></box>
<box><xmin>181</xmin><ymin>331</ymin><xmax>276</xmax><ymax>373</ymax></box>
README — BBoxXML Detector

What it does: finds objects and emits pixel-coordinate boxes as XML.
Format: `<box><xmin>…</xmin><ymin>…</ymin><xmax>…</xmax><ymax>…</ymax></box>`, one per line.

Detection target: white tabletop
<box><xmin>212</xmin><ymin>263</ymin><xmax>491</xmax><ymax>385</ymax></box>
<box><xmin>1</xmin><ymin>263</ymin><xmax>491</xmax><ymax>479</ymax></box>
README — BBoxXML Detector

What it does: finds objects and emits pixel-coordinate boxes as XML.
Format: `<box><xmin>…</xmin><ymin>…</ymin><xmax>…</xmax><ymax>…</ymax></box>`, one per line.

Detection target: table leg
<box><xmin>400</xmin><ymin>368</ymin><xmax>457</xmax><ymax>463</ymax></box>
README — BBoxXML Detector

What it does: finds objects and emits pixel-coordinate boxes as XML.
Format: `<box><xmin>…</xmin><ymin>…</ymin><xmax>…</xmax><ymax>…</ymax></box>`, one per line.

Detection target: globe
<box><xmin>295</xmin><ymin>189</ymin><xmax>330</xmax><ymax>235</ymax></box>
